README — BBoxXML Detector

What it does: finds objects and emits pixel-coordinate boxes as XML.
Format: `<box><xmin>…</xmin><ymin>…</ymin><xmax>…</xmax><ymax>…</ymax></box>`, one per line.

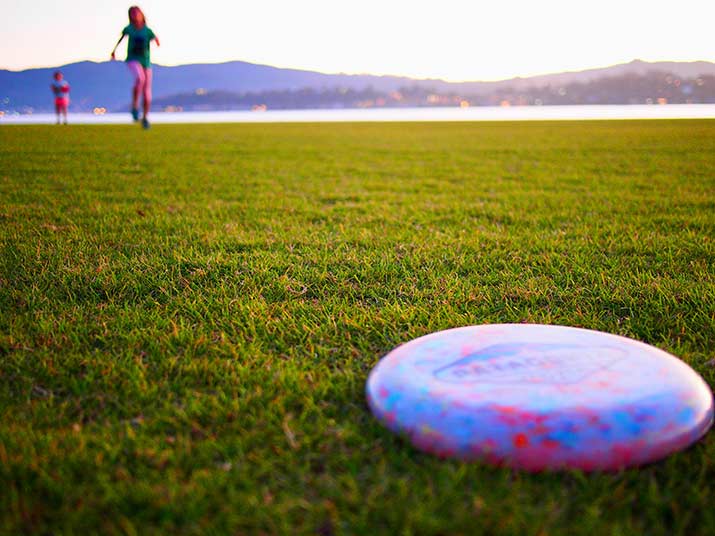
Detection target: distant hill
<box><xmin>2</xmin><ymin>59</ymin><xmax>715</xmax><ymax>112</ymax></box>
<box><xmin>471</xmin><ymin>59</ymin><xmax>715</xmax><ymax>91</ymax></box>
<box><xmin>0</xmin><ymin>60</ymin><xmax>452</xmax><ymax>113</ymax></box>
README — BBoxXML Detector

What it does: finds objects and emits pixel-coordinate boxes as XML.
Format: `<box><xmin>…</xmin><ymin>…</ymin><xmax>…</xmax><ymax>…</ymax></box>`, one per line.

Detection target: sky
<box><xmin>3</xmin><ymin>0</ymin><xmax>714</xmax><ymax>81</ymax></box>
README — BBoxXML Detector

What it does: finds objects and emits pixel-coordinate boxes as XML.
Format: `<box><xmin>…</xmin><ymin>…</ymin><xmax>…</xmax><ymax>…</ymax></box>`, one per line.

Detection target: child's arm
<box><xmin>110</xmin><ymin>34</ymin><xmax>126</xmax><ymax>60</ymax></box>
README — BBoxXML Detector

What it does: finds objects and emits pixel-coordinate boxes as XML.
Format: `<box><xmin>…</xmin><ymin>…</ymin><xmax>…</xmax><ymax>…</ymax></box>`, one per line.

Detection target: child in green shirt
<box><xmin>111</xmin><ymin>6</ymin><xmax>160</xmax><ymax>129</ymax></box>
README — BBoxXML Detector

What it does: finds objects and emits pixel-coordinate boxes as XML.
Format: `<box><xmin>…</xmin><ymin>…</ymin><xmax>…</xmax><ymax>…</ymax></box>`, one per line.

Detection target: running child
<box><xmin>50</xmin><ymin>71</ymin><xmax>70</xmax><ymax>125</ymax></box>
<box><xmin>110</xmin><ymin>6</ymin><xmax>160</xmax><ymax>129</ymax></box>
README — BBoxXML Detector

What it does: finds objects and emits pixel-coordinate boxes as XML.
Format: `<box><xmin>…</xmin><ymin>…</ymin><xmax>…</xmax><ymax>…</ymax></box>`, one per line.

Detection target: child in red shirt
<box><xmin>51</xmin><ymin>71</ymin><xmax>70</xmax><ymax>125</ymax></box>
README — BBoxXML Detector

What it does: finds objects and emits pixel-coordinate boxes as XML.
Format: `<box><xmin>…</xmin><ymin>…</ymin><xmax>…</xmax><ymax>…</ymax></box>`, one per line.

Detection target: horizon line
<box><xmin>2</xmin><ymin>57</ymin><xmax>714</xmax><ymax>84</ymax></box>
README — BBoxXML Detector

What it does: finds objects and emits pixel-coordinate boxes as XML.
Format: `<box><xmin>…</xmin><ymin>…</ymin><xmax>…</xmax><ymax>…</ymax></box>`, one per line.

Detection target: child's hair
<box><xmin>128</xmin><ymin>6</ymin><xmax>146</xmax><ymax>25</ymax></box>
<box><xmin>53</xmin><ymin>71</ymin><xmax>62</xmax><ymax>79</ymax></box>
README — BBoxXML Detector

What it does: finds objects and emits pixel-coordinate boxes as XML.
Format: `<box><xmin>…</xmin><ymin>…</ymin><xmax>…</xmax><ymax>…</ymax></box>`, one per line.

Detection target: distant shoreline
<box><xmin>3</xmin><ymin>104</ymin><xmax>715</xmax><ymax>125</ymax></box>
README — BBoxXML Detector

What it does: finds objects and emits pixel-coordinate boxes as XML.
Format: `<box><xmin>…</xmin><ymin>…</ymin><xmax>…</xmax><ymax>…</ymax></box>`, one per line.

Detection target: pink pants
<box><xmin>126</xmin><ymin>61</ymin><xmax>153</xmax><ymax>102</ymax></box>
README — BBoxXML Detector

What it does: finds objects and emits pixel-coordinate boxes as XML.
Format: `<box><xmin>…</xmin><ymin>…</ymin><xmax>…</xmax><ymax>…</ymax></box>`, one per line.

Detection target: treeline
<box><xmin>152</xmin><ymin>71</ymin><xmax>715</xmax><ymax>111</ymax></box>
<box><xmin>153</xmin><ymin>87</ymin><xmax>394</xmax><ymax>111</ymax></box>
<box><xmin>491</xmin><ymin>72</ymin><xmax>715</xmax><ymax>106</ymax></box>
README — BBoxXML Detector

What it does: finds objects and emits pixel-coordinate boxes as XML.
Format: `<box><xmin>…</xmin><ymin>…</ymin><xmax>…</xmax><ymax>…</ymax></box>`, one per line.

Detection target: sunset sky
<box><xmin>3</xmin><ymin>0</ymin><xmax>713</xmax><ymax>81</ymax></box>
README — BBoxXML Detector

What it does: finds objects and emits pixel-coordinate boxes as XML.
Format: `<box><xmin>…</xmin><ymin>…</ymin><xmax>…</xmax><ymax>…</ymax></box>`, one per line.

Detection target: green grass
<box><xmin>1</xmin><ymin>120</ymin><xmax>714</xmax><ymax>535</ymax></box>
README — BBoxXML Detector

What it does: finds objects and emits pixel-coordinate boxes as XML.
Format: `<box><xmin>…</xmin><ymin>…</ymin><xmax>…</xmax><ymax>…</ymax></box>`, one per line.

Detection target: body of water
<box><xmin>3</xmin><ymin>104</ymin><xmax>715</xmax><ymax>125</ymax></box>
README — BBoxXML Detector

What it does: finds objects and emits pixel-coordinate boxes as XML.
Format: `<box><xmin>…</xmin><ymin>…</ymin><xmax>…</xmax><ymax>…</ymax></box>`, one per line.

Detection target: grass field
<box><xmin>1</xmin><ymin>120</ymin><xmax>714</xmax><ymax>535</ymax></box>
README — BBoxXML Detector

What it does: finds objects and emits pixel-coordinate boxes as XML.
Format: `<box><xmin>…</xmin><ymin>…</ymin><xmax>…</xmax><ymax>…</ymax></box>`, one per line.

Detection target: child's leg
<box><xmin>127</xmin><ymin>61</ymin><xmax>146</xmax><ymax>115</ymax></box>
<box><xmin>142</xmin><ymin>67</ymin><xmax>153</xmax><ymax>119</ymax></box>
<box><xmin>55</xmin><ymin>102</ymin><xmax>60</xmax><ymax>124</ymax></box>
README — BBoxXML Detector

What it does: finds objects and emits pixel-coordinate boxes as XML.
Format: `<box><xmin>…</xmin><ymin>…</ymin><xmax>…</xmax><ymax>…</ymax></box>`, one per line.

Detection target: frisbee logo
<box><xmin>433</xmin><ymin>343</ymin><xmax>626</xmax><ymax>384</ymax></box>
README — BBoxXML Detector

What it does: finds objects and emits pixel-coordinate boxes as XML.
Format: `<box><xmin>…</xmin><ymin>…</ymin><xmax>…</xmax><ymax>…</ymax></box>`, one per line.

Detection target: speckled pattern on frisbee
<box><xmin>366</xmin><ymin>324</ymin><xmax>713</xmax><ymax>471</ymax></box>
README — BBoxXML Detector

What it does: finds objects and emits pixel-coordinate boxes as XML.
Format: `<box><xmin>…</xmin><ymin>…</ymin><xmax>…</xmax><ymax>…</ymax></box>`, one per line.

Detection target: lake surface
<box><xmin>4</xmin><ymin>104</ymin><xmax>715</xmax><ymax>125</ymax></box>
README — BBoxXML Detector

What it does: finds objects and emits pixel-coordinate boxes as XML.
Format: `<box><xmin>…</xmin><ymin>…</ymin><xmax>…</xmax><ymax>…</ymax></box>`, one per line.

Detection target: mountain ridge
<box><xmin>2</xmin><ymin>58</ymin><xmax>715</xmax><ymax>112</ymax></box>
